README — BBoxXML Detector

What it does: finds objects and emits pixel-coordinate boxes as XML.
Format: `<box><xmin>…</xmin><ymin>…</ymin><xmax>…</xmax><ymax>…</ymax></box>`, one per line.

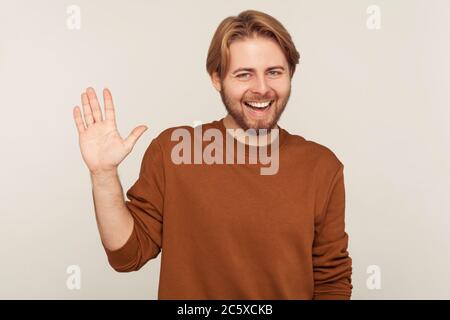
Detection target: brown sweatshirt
<box><xmin>102</xmin><ymin>117</ymin><xmax>353</xmax><ymax>299</ymax></box>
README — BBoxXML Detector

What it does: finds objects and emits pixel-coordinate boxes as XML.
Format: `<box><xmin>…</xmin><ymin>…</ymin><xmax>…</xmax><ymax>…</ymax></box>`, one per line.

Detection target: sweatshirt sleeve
<box><xmin>102</xmin><ymin>137</ymin><xmax>165</xmax><ymax>272</ymax></box>
<box><xmin>312</xmin><ymin>164</ymin><xmax>353</xmax><ymax>299</ymax></box>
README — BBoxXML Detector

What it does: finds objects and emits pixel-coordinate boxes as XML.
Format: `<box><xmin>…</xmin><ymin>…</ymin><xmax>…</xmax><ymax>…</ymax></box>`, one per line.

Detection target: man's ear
<box><xmin>211</xmin><ymin>72</ymin><xmax>222</xmax><ymax>92</ymax></box>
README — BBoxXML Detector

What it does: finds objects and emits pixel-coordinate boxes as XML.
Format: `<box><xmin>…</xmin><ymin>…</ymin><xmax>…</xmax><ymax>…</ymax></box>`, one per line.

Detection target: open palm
<box><xmin>73</xmin><ymin>87</ymin><xmax>148</xmax><ymax>174</ymax></box>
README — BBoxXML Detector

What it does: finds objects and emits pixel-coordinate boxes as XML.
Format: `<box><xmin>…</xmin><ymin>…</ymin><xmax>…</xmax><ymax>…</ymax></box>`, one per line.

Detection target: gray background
<box><xmin>0</xmin><ymin>0</ymin><xmax>449</xmax><ymax>299</ymax></box>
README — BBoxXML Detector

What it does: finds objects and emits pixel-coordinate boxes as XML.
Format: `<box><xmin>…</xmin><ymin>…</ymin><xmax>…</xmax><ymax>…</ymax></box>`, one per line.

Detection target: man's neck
<box><xmin>223</xmin><ymin>114</ymin><xmax>279</xmax><ymax>147</ymax></box>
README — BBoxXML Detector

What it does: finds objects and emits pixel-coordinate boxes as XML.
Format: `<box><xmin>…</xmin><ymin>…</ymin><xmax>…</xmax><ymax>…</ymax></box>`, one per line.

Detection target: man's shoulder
<box><xmin>156</xmin><ymin>123</ymin><xmax>193</xmax><ymax>141</ymax></box>
<box><xmin>285</xmin><ymin>131</ymin><xmax>343</xmax><ymax>170</ymax></box>
<box><xmin>149</xmin><ymin>121</ymin><xmax>215</xmax><ymax>153</ymax></box>
<box><xmin>308</xmin><ymin>140</ymin><xmax>342</xmax><ymax>166</ymax></box>
<box><xmin>154</xmin><ymin>121</ymin><xmax>210</xmax><ymax>142</ymax></box>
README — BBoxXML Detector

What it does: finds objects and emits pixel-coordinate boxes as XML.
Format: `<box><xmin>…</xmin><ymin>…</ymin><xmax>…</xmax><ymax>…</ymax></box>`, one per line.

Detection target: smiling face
<box><xmin>212</xmin><ymin>36</ymin><xmax>292</xmax><ymax>132</ymax></box>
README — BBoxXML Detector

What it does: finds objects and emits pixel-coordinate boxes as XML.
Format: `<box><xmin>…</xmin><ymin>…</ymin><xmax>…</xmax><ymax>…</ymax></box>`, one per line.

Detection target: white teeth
<box><xmin>246</xmin><ymin>101</ymin><xmax>272</xmax><ymax>108</ymax></box>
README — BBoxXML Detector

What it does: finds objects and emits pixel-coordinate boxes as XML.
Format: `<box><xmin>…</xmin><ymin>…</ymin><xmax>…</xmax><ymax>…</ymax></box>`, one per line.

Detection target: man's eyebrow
<box><xmin>231</xmin><ymin>66</ymin><xmax>285</xmax><ymax>74</ymax></box>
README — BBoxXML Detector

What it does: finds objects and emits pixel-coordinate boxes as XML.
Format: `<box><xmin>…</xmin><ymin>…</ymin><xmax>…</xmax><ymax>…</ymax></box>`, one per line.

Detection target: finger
<box><xmin>81</xmin><ymin>92</ymin><xmax>94</xmax><ymax>127</ymax></box>
<box><xmin>73</xmin><ymin>106</ymin><xmax>86</xmax><ymax>134</ymax></box>
<box><xmin>124</xmin><ymin>125</ymin><xmax>148</xmax><ymax>151</ymax></box>
<box><xmin>86</xmin><ymin>87</ymin><xmax>103</xmax><ymax>123</ymax></box>
<box><xmin>103</xmin><ymin>88</ymin><xmax>116</xmax><ymax>122</ymax></box>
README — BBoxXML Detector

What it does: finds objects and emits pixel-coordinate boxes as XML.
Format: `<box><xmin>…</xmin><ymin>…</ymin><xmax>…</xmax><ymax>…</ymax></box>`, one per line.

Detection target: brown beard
<box><xmin>219</xmin><ymin>81</ymin><xmax>291</xmax><ymax>133</ymax></box>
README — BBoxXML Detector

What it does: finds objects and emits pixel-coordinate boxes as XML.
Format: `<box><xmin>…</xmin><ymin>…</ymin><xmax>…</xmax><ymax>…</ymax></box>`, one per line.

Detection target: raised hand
<box><xmin>73</xmin><ymin>87</ymin><xmax>148</xmax><ymax>175</ymax></box>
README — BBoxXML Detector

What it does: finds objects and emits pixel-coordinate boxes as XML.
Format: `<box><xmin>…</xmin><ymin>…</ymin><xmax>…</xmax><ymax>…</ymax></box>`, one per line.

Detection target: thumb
<box><xmin>124</xmin><ymin>125</ymin><xmax>148</xmax><ymax>150</ymax></box>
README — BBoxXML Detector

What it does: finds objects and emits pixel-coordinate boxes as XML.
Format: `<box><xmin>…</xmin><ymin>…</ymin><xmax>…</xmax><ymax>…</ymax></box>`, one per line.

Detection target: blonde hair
<box><xmin>206</xmin><ymin>10</ymin><xmax>300</xmax><ymax>80</ymax></box>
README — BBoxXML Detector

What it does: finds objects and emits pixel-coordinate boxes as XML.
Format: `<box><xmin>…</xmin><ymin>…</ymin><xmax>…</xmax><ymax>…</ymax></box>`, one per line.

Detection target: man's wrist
<box><xmin>90</xmin><ymin>168</ymin><xmax>119</xmax><ymax>181</ymax></box>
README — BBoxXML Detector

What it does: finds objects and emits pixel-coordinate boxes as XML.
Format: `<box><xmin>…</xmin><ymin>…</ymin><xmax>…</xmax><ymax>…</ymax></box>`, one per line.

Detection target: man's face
<box><xmin>214</xmin><ymin>36</ymin><xmax>292</xmax><ymax>131</ymax></box>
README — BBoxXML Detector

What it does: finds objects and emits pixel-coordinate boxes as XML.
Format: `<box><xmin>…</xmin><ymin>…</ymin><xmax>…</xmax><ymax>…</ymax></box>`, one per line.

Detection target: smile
<box><xmin>243</xmin><ymin>100</ymin><xmax>274</xmax><ymax>118</ymax></box>
<box><xmin>244</xmin><ymin>100</ymin><xmax>273</xmax><ymax>108</ymax></box>
<box><xmin>243</xmin><ymin>100</ymin><xmax>274</xmax><ymax>114</ymax></box>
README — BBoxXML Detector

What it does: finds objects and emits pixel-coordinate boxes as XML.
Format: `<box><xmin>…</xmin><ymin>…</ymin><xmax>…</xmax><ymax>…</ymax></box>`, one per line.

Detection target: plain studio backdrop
<box><xmin>0</xmin><ymin>0</ymin><xmax>449</xmax><ymax>299</ymax></box>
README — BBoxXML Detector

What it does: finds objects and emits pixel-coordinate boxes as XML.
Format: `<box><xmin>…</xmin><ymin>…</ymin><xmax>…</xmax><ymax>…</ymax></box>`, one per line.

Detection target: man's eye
<box><xmin>268</xmin><ymin>70</ymin><xmax>282</xmax><ymax>76</ymax></box>
<box><xmin>236</xmin><ymin>73</ymin><xmax>250</xmax><ymax>79</ymax></box>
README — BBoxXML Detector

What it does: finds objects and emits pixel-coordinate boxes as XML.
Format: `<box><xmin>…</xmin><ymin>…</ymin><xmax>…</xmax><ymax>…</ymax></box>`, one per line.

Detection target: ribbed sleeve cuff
<box><xmin>102</xmin><ymin>224</ymin><xmax>139</xmax><ymax>270</ymax></box>
<box><xmin>313</xmin><ymin>293</ymin><xmax>351</xmax><ymax>300</ymax></box>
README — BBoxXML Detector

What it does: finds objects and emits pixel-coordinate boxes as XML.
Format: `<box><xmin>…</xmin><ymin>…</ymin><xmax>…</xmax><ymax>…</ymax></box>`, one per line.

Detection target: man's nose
<box><xmin>250</xmin><ymin>75</ymin><xmax>270</xmax><ymax>97</ymax></box>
